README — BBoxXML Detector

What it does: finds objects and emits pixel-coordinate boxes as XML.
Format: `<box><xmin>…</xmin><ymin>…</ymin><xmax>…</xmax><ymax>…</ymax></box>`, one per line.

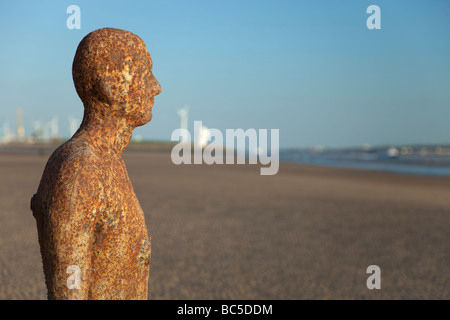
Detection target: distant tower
<box><xmin>68</xmin><ymin>116</ymin><xmax>79</xmax><ymax>137</ymax></box>
<box><xmin>16</xmin><ymin>108</ymin><xmax>25</xmax><ymax>140</ymax></box>
<box><xmin>49</xmin><ymin>116</ymin><xmax>59</xmax><ymax>140</ymax></box>
<box><xmin>177</xmin><ymin>106</ymin><xmax>189</xmax><ymax>142</ymax></box>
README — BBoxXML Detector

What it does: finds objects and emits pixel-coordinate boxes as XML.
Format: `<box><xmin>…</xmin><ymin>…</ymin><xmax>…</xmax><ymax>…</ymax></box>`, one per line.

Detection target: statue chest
<box><xmin>93</xmin><ymin>161</ymin><xmax>148</xmax><ymax>251</ymax></box>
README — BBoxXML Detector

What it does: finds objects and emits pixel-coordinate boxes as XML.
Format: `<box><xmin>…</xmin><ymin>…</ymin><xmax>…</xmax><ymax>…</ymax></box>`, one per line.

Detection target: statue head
<box><xmin>72</xmin><ymin>28</ymin><xmax>161</xmax><ymax>128</ymax></box>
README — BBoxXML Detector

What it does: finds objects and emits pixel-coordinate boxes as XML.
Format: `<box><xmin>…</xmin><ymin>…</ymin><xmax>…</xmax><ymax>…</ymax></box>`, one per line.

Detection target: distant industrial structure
<box><xmin>0</xmin><ymin>108</ymin><xmax>80</xmax><ymax>144</ymax></box>
<box><xmin>16</xmin><ymin>109</ymin><xmax>25</xmax><ymax>140</ymax></box>
<box><xmin>176</xmin><ymin>106</ymin><xmax>212</xmax><ymax>148</ymax></box>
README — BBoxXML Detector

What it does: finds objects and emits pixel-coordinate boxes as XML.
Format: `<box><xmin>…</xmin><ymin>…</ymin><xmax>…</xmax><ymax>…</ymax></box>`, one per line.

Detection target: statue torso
<box><xmin>89</xmin><ymin>148</ymin><xmax>150</xmax><ymax>299</ymax></box>
<box><xmin>32</xmin><ymin>137</ymin><xmax>150</xmax><ymax>300</ymax></box>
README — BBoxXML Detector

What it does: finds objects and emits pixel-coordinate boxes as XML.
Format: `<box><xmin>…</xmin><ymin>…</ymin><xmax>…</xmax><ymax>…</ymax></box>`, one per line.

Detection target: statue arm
<box><xmin>43</xmin><ymin>161</ymin><xmax>103</xmax><ymax>300</ymax></box>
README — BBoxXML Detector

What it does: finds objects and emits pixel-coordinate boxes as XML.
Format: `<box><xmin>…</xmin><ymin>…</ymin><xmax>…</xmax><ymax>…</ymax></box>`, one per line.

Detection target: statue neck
<box><xmin>74</xmin><ymin>103</ymin><xmax>134</xmax><ymax>156</ymax></box>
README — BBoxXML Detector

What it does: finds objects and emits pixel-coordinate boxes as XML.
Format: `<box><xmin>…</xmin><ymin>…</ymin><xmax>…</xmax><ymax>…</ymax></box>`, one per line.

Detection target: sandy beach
<box><xmin>0</xmin><ymin>149</ymin><xmax>449</xmax><ymax>300</ymax></box>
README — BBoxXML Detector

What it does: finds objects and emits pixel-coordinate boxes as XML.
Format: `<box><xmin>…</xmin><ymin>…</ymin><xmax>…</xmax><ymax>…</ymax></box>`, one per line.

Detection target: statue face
<box><xmin>73</xmin><ymin>28</ymin><xmax>161</xmax><ymax>127</ymax></box>
<box><xmin>134</xmin><ymin>49</ymin><xmax>161</xmax><ymax>127</ymax></box>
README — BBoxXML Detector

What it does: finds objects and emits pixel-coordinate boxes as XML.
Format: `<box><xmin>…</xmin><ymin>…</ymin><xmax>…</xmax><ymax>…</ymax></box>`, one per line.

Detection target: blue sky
<box><xmin>0</xmin><ymin>0</ymin><xmax>449</xmax><ymax>148</ymax></box>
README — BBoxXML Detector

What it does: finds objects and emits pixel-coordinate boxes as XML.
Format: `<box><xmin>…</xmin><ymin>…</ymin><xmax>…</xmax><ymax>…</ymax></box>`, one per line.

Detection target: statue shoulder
<box><xmin>32</xmin><ymin>140</ymin><xmax>107</xmax><ymax>219</ymax></box>
<box><xmin>46</xmin><ymin>140</ymin><xmax>105</xmax><ymax>177</ymax></box>
<box><xmin>33</xmin><ymin>141</ymin><xmax>106</xmax><ymax>204</ymax></box>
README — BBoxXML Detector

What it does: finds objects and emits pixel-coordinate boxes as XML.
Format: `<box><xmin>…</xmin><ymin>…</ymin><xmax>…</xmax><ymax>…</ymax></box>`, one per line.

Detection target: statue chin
<box><xmin>135</xmin><ymin>111</ymin><xmax>153</xmax><ymax>127</ymax></box>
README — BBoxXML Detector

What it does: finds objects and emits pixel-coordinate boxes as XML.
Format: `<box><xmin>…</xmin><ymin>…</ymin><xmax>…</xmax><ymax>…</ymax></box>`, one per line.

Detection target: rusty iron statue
<box><xmin>30</xmin><ymin>28</ymin><xmax>161</xmax><ymax>299</ymax></box>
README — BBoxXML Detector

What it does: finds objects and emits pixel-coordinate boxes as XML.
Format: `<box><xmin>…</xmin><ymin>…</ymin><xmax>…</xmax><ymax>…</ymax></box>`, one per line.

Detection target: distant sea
<box><xmin>280</xmin><ymin>146</ymin><xmax>450</xmax><ymax>177</ymax></box>
<box><xmin>3</xmin><ymin>141</ymin><xmax>450</xmax><ymax>177</ymax></box>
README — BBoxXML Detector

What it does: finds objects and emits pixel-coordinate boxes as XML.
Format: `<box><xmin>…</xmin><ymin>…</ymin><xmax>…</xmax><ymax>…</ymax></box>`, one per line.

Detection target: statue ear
<box><xmin>92</xmin><ymin>78</ymin><xmax>113</xmax><ymax>105</ymax></box>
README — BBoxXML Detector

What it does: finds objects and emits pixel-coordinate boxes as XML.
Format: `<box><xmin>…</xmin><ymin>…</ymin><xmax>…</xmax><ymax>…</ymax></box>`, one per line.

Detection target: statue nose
<box><xmin>150</xmin><ymin>74</ymin><xmax>161</xmax><ymax>96</ymax></box>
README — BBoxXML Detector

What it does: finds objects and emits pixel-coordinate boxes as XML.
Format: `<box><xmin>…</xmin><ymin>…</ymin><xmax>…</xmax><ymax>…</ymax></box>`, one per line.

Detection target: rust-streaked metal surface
<box><xmin>30</xmin><ymin>28</ymin><xmax>161</xmax><ymax>300</ymax></box>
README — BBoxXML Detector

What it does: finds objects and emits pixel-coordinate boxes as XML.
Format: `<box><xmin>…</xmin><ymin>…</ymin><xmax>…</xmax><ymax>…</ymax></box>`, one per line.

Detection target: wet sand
<box><xmin>0</xmin><ymin>150</ymin><xmax>449</xmax><ymax>299</ymax></box>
